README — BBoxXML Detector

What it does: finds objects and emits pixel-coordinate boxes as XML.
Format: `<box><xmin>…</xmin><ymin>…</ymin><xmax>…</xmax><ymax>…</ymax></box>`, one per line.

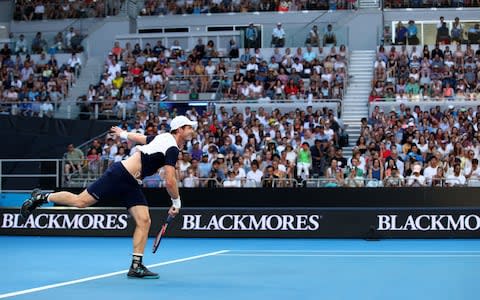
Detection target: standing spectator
<box><xmin>395</xmin><ymin>21</ymin><xmax>407</xmax><ymax>45</ymax></box>
<box><xmin>245</xmin><ymin>22</ymin><xmax>258</xmax><ymax>49</ymax></box>
<box><xmin>228</xmin><ymin>39</ymin><xmax>239</xmax><ymax>59</ymax></box>
<box><xmin>451</xmin><ymin>17</ymin><xmax>464</xmax><ymax>44</ymax></box>
<box><xmin>323</xmin><ymin>24</ymin><xmax>337</xmax><ymax>47</ymax></box>
<box><xmin>407</xmin><ymin>20</ymin><xmax>419</xmax><ymax>45</ymax></box>
<box><xmin>436</xmin><ymin>22</ymin><xmax>451</xmax><ymax>45</ymax></box>
<box><xmin>306</xmin><ymin>25</ymin><xmax>320</xmax><ymax>47</ymax></box>
<box><xmin>271</xmin><ymin>22</ymin><xmax>286</xmax><ymax>48</ymax></box>
<box><xmin>66</xmin><ymin>27</ymin><xmax>76</xmax><ymax>50</ymax></box>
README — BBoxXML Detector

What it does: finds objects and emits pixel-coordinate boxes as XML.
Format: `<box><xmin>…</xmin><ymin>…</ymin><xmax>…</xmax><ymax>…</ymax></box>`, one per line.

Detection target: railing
<box><xmin>0</xmin><ymin>96</ymin><xmax>343</xmax><ymax>120</ymax></box>
<box><xmin>2</xmin><ymin>158</ymin><xmax>480</xmax><ymax>192</ymax></box>
<box><xmin>0</xmin><ymin>159</ymin><xmax>61</xmax><ymax>194</ymax></box>
<box><xmin>300</xmin><ymin>177</ymin><xmax>474</xmax><ymax>187</ymax></box>
<box><xmin>368</xmin><ymin>99</ymin><xmax>480</xmax><ymax>115</ymax></box>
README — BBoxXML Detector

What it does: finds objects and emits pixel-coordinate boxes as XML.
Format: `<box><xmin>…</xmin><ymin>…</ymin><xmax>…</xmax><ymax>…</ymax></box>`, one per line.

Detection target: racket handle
<box><xmin>166</xmin><ymin>214</ymin><xmax>175</xmax><ymax>223</ymax></box>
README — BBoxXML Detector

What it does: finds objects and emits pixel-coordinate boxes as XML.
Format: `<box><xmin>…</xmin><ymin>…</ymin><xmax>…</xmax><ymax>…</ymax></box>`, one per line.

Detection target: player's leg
<box><xmin>20</xmin><ymin>188</ymin><xmax>97</xmax><ymax>219</ymax></box>
<box><xmin>127</xmin><ymin>205</ymin><xmax>158</xmax><ymax>279</ymax></box>
<box><xmin>47</xmin><ymin>189</ymin><xmax>97</xmax><ymax>207</ymax></box>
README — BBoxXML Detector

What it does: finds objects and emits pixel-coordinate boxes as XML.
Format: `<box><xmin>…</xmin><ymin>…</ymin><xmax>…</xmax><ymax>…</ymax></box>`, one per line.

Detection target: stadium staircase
<box><xmin>342</xmin><ymin>50</ymin><xmax>375</xmax><ymax>156</ymax></box>
<box><xmin>358</xmin><ymin>0</ymin><xmax>380</xmax><ymax>8</ymax></box>
<box><xmin>56</xmin><ymin>57</ymin><xmax>104</xmax><ymax>119</ymax></box>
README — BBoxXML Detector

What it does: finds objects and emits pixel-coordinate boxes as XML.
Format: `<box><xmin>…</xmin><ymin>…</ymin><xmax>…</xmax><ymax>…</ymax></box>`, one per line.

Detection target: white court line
<box><xmin>0</xmin><ymin>250</ymin><xmax>229</xmax><ymax>299</ymax></box>
<box><xmin>218</xmin><ymin>253</ymin><xmax>480</xmax><ymax>258</ymax></box>
<box><xmin>228</xmin><ymin>250</ymin><xmax>480</xmax><ymax>253</ymax></box>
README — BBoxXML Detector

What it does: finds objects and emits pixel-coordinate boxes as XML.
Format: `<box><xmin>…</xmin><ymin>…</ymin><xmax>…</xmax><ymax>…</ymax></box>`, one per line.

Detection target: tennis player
<box><xmin>20</xmin><ymin>115</ymin><xmax>197</xmax><ymax>279</ymax></box>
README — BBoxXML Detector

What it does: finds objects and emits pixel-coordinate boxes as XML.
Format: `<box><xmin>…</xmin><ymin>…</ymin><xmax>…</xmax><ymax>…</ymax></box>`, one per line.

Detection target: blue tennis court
<box><xmin>1</xmin><ymin>236</ymin><xmax>479</xmax><ymax>300</ymax></box>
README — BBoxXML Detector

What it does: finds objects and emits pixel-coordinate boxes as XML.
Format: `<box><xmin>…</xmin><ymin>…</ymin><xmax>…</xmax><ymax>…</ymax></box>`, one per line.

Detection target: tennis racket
<box><xmin>152</xmin><ymin>214</ymin><xmax>174</xmax><ymax>254</ymax></box>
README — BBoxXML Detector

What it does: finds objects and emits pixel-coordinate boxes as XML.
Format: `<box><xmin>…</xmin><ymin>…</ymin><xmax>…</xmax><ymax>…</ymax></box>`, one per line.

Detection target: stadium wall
<box><xmin>0</xmin><ymin>116</ymin><xmax>116</xmax><ymax>159</ymax></box>
<box><xmin>2</xmin><ymin>188</ymin><xmax>480</xmax><ymax>238</ymax></box>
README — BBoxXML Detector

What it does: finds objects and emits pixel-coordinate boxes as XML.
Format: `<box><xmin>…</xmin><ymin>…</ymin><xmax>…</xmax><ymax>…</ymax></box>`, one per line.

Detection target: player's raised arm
<box><xmin>110</xmin><ymin>126</ymin><xmax>147</xmax><ymax>145</ymax></box>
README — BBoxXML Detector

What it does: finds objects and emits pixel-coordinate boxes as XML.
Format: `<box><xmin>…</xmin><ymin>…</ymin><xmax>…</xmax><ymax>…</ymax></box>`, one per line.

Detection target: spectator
<box><xmin>323</xmin><ymin>24</ymin><xmax>337</xmax><ymax>47</ymax></box>
<box><xmin>271</xmin><ymin>22</ymin><xmax>286</xmax><ymax>48</ymax></box>
<box><xmin>436</xmin><ymin>22</ymin><xmax>451</xmax><ymax>44</ymax></box>
<box><xmin>64</xmin><ymin>143</ymin><xmax>85</xmax><ymax>181</ymax></box>
<box><xmin>306</xmin><ymin>25</ymin><xmax>320</xmax><ymax>47</ymax></box>
<box><xmin>183</xmin><ymin>167</ymin><xmax>200</xmax><ymax>187</ymax></box>
<box><xmin>31</xmin><ymin>32</ymin><xmax>47</xmax><ymax>54</ymax></box>
<box><xmin>14</xmin><ymin>34</ymin><xmax>28</xmax><ymax>54</ymax></box>
<box><xmin>384</xmin><ymin>165</ymin><xmax>404</xmax><ymax>187</ymax></box>
<box><xmin>296</xmin><ymin>142</ymin><xmax>312</xmax><ymax>179</ymax></box>
<box><xmin>246</xmin><ymin>160</ymin><xmax>263</xmax><ymax>187</ymax></box>
<box><xmin>245</xmin><ymin>22</ymin><xmax>259</xmax><ymax>49</ymax></box>
<box><xmin>446</xmin><ymin>164</ymin><xmax>467</xmax><ymax>186</ymax></box>
<box><xmin>223</xmin><ymin>170</ymin><xmax>241</xmax><ymax>187</ymax></box>
<box><xmin>406</xmin><ymin>163</ymin><xmax>425</xmax><ymax>186</ymax></box>
<box><xmin>406</xmin><ymin>20</ymin><xmax>419</xmax><ymax>45</ymax></box>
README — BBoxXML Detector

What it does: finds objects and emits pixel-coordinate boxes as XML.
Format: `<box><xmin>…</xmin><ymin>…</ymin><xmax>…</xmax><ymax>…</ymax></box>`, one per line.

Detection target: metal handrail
<box><xmin>0</xmin><ymin>159</ymin><xmax>61</xmax><ymax>194</ymax></box>
<box><xmin>2</xmin><ymin>158</ymin><xmax>480</xmax><ymax>192</ymax></box>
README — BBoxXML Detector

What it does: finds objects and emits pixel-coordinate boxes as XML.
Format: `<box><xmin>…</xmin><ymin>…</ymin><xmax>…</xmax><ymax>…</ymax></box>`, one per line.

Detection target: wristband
<box><xmin>120</xmin><ymin>131</ymin><xmax>128</xmax><ymax>140</ymax></box>
<box><xmin>171</xmin><ymin>197</ymin><xmax>181</xmax><ymax>209</ymax></box>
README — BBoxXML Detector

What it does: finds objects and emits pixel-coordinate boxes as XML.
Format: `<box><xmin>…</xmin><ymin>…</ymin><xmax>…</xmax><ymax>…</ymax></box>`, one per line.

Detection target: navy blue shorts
<box><xmin>87</xmin><ymin>162</ymin><xmax>148</xmax><ymax>209</ymax></box>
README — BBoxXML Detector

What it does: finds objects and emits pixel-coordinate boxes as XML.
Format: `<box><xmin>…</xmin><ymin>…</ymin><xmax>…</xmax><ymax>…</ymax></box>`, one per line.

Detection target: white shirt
<box><xmin>446</xmin><ymin>174</ymin><xmax>466</xmax><ymax>186</ymax></box>
<box><xmin>223</xmin><ymin>178</ymin><xmax>242</xmax><ymax>187</ymax></box>
<box><xmin>406</xmin><ymin>174</ymin><xmax>426</xmax><ymax>186</ymax></box>
<box><xmin>234</xmin><ymin>168</ymin><xmax>246</xmax><ymax>180</ymax></box>
<box><xmin>246</xmin><ymin>169</ymin><xmax>263</xmax><ymax>186</ymax></box>
<box><xmin>67</xmin><ymin>56</ymin><xmax>81</xmax><ymax>68</ymax></box>
<box><xmin>108</xmin><ymin>64</ymin><xmax>121</xmax><ymax>78</ymax></box>
<box><xmin>40</xmin><ymin>102</ymin><xmax>54</xmax><ymax>113</ymax></box>
<box><xmin>423</xmin><ymin>166</ymin><xmax>438</xmax><ymax>181</ymax></box>
<box><xmin>291</xmin><ymin>62</ymin><xmax>303</xmax><ymax>73</ymax></box>
<box><xmin>272</xmin><ymin>27</ymin><xmax>286</xmax><ymax>39</ymax></box>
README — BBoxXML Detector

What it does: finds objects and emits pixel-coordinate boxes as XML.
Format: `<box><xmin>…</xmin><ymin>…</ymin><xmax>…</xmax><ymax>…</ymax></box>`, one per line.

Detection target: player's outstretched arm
<box><xmin>110</xmin><ymin>126</ymin><xmax>147</xmax><ymax>144</ymax></box>
<box><xmin>164</xmin><ymin>165</ymin><xmax>180</xmax><ymax>217</ymax></box>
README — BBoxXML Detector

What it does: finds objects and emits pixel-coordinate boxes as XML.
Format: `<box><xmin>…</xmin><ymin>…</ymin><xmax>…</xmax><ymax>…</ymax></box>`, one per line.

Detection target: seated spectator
<box><xmin>223</xmin><ymin>170</ymin><xmax>242</xmax><ymax>187</ymax></box>
<box><xmin>14</xmin><ymin>34</ymin><xmax>28</xmax><ymax>54</ymax></box>
<box><xmin>406</xmin><ymin>163</ymin><xmax>425</xmax><ymax>187</ymax></box>
<box><xmin>445</xmin><ymin>163</ymin><xmax>467</xmax><ymax>186</ymax></box>
<box><xmin>64</xmin><ymin>143</ymin><xmax>84</xmax><ymax>181</ymax></box>
<box><xmin>384</xmin><ymin>166</ymin><xmax>404</xmax><ymax>187</ymax></box>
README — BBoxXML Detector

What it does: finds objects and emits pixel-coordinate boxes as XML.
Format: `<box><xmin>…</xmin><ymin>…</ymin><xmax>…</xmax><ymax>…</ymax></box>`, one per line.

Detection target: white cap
<box><xmin>170</xmin><ymin>116</ymin><xmax>197</xmax><ymax>131</ymax></box>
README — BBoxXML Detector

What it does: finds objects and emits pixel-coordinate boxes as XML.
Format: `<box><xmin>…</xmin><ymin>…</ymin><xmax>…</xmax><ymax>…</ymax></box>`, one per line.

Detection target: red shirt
<box><xmin>284</xmin><ymin>85</ymin><xmax>298</xmax><ymax>96</ymax></box>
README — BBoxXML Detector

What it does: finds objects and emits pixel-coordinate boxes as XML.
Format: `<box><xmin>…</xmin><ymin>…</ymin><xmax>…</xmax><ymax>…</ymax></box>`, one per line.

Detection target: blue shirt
<box><xmin>407</xmin><ymin>25</ymin><xmax>417</xmax><ymax>37</ymax></box>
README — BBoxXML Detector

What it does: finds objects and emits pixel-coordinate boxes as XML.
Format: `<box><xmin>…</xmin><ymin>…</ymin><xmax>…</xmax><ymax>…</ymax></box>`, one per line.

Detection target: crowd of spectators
<box><xmin>9</xmin><ymin>28</ymin><xmax>85</xmax><ymax>55</ymax></box>
<box><xmin>361</xmin><ymin>103</ymin><xmax>480</xmax><ymax>187</ymax></box>
<box><xmin>140</xmin><ymin>0</ymin><xmax>338</xmax><ymax>16</ymax></box>
<box><xmin>0</xmin><ymin>48</ymin><xmax>81</xmax><ymax>117</ymax></box>
<box><xmin>78</xmin><ymin>106</ymin><xmax>347</xmax><ymax>188</ymax></box>
<box><xmin>79</xmin><ymin>38</ymin><xmax>347</xmax><ymax>120</ymax></box>
<box><xmin>384</xmin><ymin>0</ymin><xmax>480</xmax><ymax>8</ymax></box>
<box><xmin>13</xmin><ymin>0</ymin><xmax>122</xmax><ymax>21</ymax></box>
<box><xmin>75</xmin><ymin>102</ymin><xmax>480</xmax><ymax>188</ymax></box>
<box><xmin>370</xmin><ymin>34</ymin><xmax>480</xmax><ymax>103</ymax></box>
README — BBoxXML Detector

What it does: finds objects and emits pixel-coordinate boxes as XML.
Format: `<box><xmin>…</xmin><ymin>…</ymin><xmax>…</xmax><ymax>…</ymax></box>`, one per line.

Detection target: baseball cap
<box><xmin>170</xmin><ymin>116</ymin><xmax>198</xmax><ymax>131</ymax></box>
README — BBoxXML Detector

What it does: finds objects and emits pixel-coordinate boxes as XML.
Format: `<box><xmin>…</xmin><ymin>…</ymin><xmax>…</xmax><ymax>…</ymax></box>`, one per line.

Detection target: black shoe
<box><xmin>127</xmin><ymin>264</ymin><xmax>159</xmax><ymax>279</ymax></box>
<box><xmin>20</xmin><ymin>188</ymin><xmax>48</xmax><ymax>220</ymax></box>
